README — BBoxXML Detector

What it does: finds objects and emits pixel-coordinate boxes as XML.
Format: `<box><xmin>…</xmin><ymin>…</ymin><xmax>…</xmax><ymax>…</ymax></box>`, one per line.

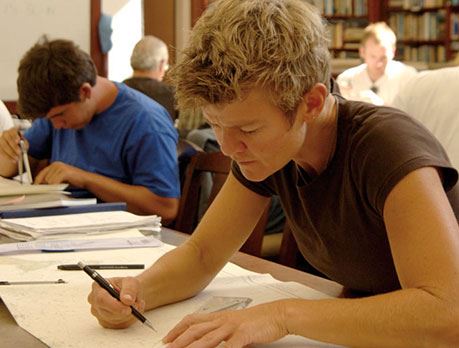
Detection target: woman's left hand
<box><xmin>163</xmin><ymin>300</ymin><xmax>288</xmax><ymax>347</ymax></box>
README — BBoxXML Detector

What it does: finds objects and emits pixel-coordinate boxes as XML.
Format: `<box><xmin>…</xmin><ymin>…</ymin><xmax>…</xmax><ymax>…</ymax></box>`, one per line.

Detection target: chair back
<box><xmin>174</xmin><ymin>150</ymin><xmax>269</xmax><ymax>257</ymax></box>
<box><xmin>174</xmin><ymin>150</ymin><xmax>231</xmax><ymax>233</ymax></box>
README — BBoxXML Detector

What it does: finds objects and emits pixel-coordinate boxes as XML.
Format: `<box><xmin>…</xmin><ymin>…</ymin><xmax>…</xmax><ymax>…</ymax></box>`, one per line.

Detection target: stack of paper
<box><xmin>0</xmin><ymin>177</ymin><xmax>68</xmax><ymax>196</ymax></box>
<box><xmin>0</xmin><ymin>235</ymin><xmax>162</xmax><ymax>254</ymax></box>
<box><xmin>0</xmin><ymin>193</ymin><xmax>96</xmax><ymax>212</ymax></box>
<box><xmin>0</xmin><ymin>211</ymin><xmax>161</xmax><ymax>241</ymax></box>
<box><xmin>0</xmin><ymin>177</ymin><xmax>95</xmax><ymax>212</ymax></box>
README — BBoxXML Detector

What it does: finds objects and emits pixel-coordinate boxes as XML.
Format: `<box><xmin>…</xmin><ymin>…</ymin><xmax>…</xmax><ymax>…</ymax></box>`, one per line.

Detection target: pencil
<box><xmin>57</xmin><ymin>264</ymin><xmax>145</xmax><ymax>271</ymax></box>
<box><xmin>78</xmin><ymin>262</ymin><xmax>156</xmax><ymax>332</ymax></box>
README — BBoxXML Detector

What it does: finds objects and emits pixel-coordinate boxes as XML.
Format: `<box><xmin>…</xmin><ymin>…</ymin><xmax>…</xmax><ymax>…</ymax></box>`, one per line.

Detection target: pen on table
<box><xmin>0</xmin><ymin>279</ymin><xmax>66</xmax><ymax>286</ymax></box>
<box><xmin>77</xmin><ymin>261</ymin><xmax>156</xmax><ymax>332</ymax></box>
<box><xmin>58</xmin><ymin>264</ymin><xmax>145</xmax><ymax>271</ymax></box>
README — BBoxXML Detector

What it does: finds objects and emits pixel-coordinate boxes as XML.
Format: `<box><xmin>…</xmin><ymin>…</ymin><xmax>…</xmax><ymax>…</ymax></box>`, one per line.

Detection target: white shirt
<box><xmin>337</xmin><ymin>60</ymin><xmax>417</xmax><ymax>106</ymax></box>
<box><xmin>392</xmin><ymin>66</ymin><xmax>459</xmax><ymax>170</ymax></box>
<box><xmin>0</xmin><ymin>100</ymin><xmax>14</xmax><ymax>132</ymax></box>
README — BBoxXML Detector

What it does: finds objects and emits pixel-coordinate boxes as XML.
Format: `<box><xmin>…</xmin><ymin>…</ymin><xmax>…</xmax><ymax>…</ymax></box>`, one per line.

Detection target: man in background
<box><xmin>0</xmin><ymin>38</ymin><xmax>180</xmax><ymax>222</ymax></box>
<box><xmin>337</xmin><ymin>22</ymin><xmax>417</xmax><ymax>106</ymax></box>
<box><xmin>124</xmin><ymin>36</ymin><xmax>177</xmax><ymax>122</ymax></box>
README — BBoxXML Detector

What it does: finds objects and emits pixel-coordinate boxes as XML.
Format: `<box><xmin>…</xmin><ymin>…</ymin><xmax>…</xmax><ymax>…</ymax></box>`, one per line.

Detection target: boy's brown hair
<box><xmin>17</xmin><ymin>37</ymin><xmax>97</xmax><ymax>119</ymax></box>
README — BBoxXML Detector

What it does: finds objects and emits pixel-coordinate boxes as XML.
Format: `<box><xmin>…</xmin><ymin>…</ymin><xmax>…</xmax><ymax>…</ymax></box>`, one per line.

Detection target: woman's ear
<box><xmin>79</xmin><ymin>83</ymin><xmax>92</xmax><ymax>101</ymax></box>
<box><xmin>301</xmin><ymin>83</ymin><xmax>328</xmax><ymax>122</ymax></box>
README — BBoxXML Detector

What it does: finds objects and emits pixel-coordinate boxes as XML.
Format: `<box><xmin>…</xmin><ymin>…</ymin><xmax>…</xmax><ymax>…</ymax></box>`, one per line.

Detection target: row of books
<box><xmin>330</xmin><ymin>50</ymin><xmax>361</xmax><ymax>59</ymax></box>
<box><xmin>323</xmin><ymin>0</ymin><xmax>368</xmax><ymax>16</ymax></box>
<box><xmin>328</xmin><ymin>22</ymin><xmax>365</xmax><ymax>48</ymax></box>
<box><xmin>388</xmin><ymin>0</ymin><xmax>459</xmax><ymax>10</ymax></box>
<box><xmin>388</xmin><ymin>0</ymin><xmax>456</xmax><ymax>8</ymax></box>
<box><xmin>389</xmin><ymin>11</ymin><xmax>447</xmax><ymax>41</ymax></box>
<box><xmin>398</xmin><ymin>44</ymin><xmax>447</xmax><ymax>62</ymax></box>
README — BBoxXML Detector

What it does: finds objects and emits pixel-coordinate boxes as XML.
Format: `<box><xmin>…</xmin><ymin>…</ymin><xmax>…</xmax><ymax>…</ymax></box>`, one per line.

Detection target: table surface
<box><xmin>0</xmin><ymin>228</ymin><xmax>343</xmax><ymax>348</ymax></box>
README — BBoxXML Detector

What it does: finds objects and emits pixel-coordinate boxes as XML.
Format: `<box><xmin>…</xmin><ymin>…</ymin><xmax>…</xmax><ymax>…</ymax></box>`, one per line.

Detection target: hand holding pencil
<box><xmin>84</xmin><ymin>263</ymin><xmax>154</xmax><ymax>331</ymax></box>
<box><xmin>0</xmin><ymin>127</ymin><xmax>24</xmax><ymax>163</ymax></box>
<box><xmin>0</xmin><ymin>127</ymin><xmax>32</xmax><ymax>183</ymax></box>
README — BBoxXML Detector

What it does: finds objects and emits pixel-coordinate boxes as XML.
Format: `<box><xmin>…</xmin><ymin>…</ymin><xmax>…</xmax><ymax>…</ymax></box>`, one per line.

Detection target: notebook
<box><xmin>0</xmin><ymin>193</ymin><xmax>96</xmax><ymax>212</ymax></box>
<box><xmin>0</xmin><ymin>177</ymin><xmax>67</xmax><ymax>196</ymax></box>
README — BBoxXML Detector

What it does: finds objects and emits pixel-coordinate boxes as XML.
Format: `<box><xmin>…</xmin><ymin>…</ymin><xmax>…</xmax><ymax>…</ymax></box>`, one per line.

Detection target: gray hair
<box><xmin>130</xmin><ymin>35</ymin><xmax>168</xmax><ymax>71</ymax></box>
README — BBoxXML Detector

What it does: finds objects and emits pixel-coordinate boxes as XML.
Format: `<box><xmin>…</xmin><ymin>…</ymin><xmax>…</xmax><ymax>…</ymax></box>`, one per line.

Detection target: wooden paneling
<box><xmin>191</xmin><ymin>0</ymin><xmax>209</xmax><ymax>25</ymax></box>
<box><xmin>90</xmin><ymin>0</ymin><xmax>108</xmax><ymax>77</ymax></box>
<box><xmin>144</xmin><ymin>0</ymin><xmax>176</xmax><ymax>63</ymax></box>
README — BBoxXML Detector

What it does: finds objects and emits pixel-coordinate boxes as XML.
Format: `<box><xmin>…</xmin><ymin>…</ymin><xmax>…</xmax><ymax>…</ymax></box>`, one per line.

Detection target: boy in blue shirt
<box><xmin>0</xmin><ymin>38</ymin><xmax>180</xmax><ymax>222</ymax></box>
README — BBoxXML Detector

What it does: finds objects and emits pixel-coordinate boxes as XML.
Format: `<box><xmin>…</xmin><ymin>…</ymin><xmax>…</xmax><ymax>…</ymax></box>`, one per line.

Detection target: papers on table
<box><xmin>0</xmin><ymin>211</ymin><xmax>162</xmax><ymax>241</ymax></box>
<box><xmin>0</xmin><ymin>177</ymin><xmax>89</xmax><ymax>213</ymax></box>
<box><xmin>0</xmin><ymin>243</ymin><xmax>342</xmax><ymax>348</ymax></box>
<box><xmin>0</xmin><ymin>193</ymin><xmax>96</xmax><ymax>212</ymax></box>
<box><xmin>0</xmin><ymin>177</ymin><xmax>68</xmax><ymax>196</ymax></box>
<box><xmin>0</xmin><ymin>235</ymin><xmax>162</xmax><ymax>254</ymax></box>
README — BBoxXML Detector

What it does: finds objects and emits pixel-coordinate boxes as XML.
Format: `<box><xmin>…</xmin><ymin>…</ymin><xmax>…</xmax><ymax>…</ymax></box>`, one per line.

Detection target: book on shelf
<box><xmin>343</xmin><ymin>27</ymin><xmax>365</xmax><ymax>41</ymax></box>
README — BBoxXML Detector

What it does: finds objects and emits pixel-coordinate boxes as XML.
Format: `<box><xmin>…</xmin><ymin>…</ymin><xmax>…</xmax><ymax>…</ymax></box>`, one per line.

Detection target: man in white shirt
<box><xmin>392</xmin><ymin>66</ymin><xmax>459</xmax><ymax>169</ymax></box>
<box><xmin>0</xmin><ymin>100</ymin><xmax>14</xmax><ymax>131</ymax></box>
<box><xmin>337</xmin><ymin>22</ymin><xmax>417</xmax><ymax>106</ymax></box>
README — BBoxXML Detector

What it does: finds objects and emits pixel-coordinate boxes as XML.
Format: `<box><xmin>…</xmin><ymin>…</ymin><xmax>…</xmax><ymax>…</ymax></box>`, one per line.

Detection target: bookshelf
<box><xmin>191</xmin><ymin>0</ymin><xmax>458</xmax><ymax>64</ymax></box>
<box><xmin>387</xmin><ymin>0</ymin><xmax>459</xmax><ymax>63</ymax></box>
<box><xmin>325</xmin><ymin>0</ymin><xmax>383</xmax><ymax>58</ymax></box>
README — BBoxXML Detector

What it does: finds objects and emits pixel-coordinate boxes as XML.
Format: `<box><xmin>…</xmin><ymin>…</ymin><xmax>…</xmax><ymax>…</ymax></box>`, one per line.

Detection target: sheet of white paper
<box><xmin>0</xmin><ymin>235</ymin><xmax>162</xmax><ymax>254</ymax></box>
<box><xmin>0</xmin><ymin>242</ymin><xmax>343</xmax><ymax>348</ymax></box>
<box><xmin>0</xmin><ymin>177</ymin><xmax>68</xmax><ymax>196</ymax></box>
<box><xmin>0</xmin><ymin>210</ymin><xmax>161</xmax><ymax>237</ymax></box>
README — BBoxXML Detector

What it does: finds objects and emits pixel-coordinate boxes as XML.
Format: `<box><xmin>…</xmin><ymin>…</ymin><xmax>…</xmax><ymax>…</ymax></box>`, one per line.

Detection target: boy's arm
<box><xmin>33</xmin><ymin>161</ymin><xmax>179</xmax><ymax>221</ymax></box>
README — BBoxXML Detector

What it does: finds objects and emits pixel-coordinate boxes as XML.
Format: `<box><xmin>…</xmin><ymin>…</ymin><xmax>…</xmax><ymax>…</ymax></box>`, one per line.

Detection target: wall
<box><xmin>175</xmin><ymin>0</ymin><xmax>192</xmax><ymax>63</ymax></box>
<box><xmin>0</xmin><ymin>0</ymin><xmax>91</xmax><ymax>100</ymax></box>
<box><xmin>103</xmin><ymin>0</ymin><xmax>142</xmax><ymax>82</ymax></box>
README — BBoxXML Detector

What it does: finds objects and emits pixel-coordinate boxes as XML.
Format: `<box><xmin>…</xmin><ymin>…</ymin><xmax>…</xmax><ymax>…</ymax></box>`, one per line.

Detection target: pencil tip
<box><xmin>144</xmin><ymin>320</ymin><xmax>157</xmax><ymax>332</ymax></box>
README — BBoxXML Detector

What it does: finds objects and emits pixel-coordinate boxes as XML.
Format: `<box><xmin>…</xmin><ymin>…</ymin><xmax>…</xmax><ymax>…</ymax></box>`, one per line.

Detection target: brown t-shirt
<box><xmin>232</xmin><ymin>95</ymin><xmax>459</xmax><ymax>294</ymax></box>
<box><xmin>123</xmin><ymin>77</ymin><xmax>177</xmax><ymax>121</ymax></box>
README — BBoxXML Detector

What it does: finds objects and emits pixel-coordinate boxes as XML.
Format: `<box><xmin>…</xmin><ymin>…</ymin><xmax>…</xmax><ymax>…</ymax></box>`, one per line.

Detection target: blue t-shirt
<box><xmin>25</xmin><ymin>83</ymin><xmax>180</xmax><ymax>198</ymax></box>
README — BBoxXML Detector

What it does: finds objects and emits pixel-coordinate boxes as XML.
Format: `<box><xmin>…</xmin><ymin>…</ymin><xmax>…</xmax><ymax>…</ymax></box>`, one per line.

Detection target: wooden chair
<box><xmin>173</xmin><ymin>149</ymin><xmax>274</xmax><ymax>257</ymax></box>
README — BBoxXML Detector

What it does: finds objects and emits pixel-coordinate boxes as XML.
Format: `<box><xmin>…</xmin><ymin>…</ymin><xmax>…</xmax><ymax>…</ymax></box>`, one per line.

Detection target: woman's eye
<box><xmin>241</xmin><ymin>128</ymin><xmax>258</xmax><ymax>135</ymax></box>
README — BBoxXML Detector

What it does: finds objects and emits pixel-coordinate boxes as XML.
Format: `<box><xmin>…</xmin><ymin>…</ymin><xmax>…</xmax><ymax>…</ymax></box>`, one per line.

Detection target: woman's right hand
<box><xmin>87</xmin><ymin>276</ymin><xmax>146</xmax><ymax>329</ymax></box>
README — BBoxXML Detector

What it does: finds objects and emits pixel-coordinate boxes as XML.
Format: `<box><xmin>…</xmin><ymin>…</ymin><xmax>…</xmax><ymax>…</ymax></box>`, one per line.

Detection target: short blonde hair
<box><xmin>130</xmin><ymin>36</ymin><xmax>168</xmax><ymax>71</ymax></box>
<box><xmin>169</xmin><ymin>0</ymin><xmax>330</xmax><ymax>117</ymax></box>
<box><xmin>361</xmin><ymin>22</ymin><xmax>396</xmax><ymax>49</ymax></box>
